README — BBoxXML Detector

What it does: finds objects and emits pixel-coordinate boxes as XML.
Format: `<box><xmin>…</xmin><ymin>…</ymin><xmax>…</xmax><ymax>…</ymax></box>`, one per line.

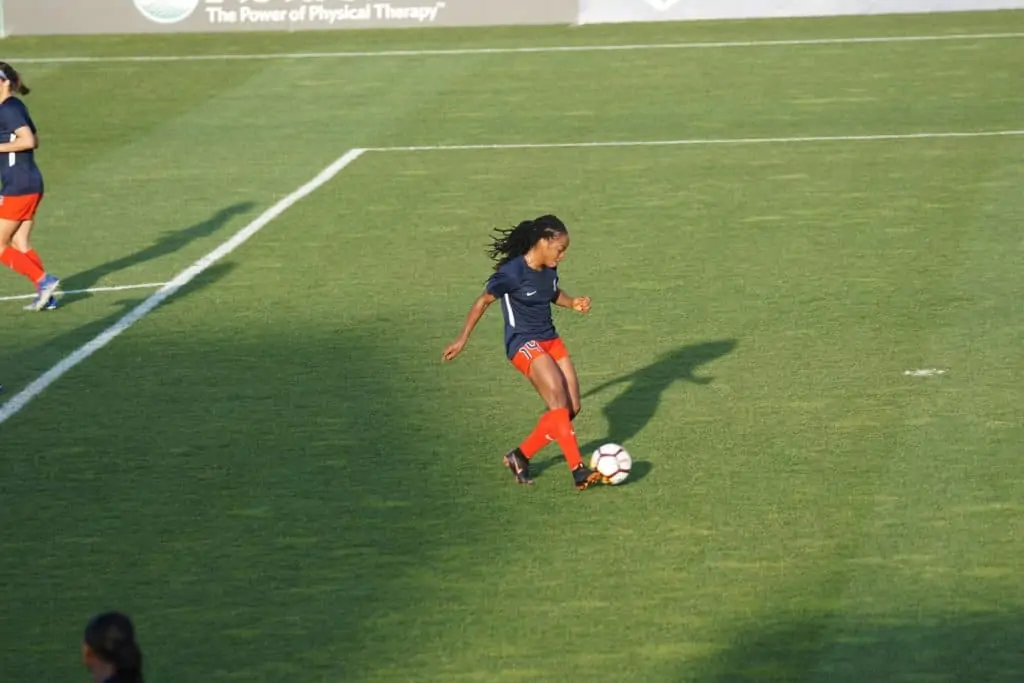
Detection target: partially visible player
<box><xmin>442</xmin><ymin>214</ymin><xmax>604</xmax><ymax>490</ymax></box>
<box><xmin>82</xmin><ymin>611</ymin><xmax>145</xmax><ymax>683</ymax></box>
<box><xmin>0</xmin><ymin>61</ymin><xmax>60</xmax><ymax>311</ymax></box>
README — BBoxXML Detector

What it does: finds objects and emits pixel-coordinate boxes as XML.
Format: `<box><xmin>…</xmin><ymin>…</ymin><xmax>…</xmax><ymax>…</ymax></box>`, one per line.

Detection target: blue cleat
<box><xmin>28</xmin><ymin>274</ymin><xmax>60</xmax><ymax>312</ymax></box>
<box><xmin>24</xmin><ymin>295</ymin><xmax>59</xmax><ymax>311</ymax></box>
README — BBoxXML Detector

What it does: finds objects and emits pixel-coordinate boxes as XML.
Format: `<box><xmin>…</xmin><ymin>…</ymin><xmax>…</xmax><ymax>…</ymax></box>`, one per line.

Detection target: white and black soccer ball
<box><xmin>590</xmin><ymin>443</ymin><xmax>632</xmax><ymax>485</ymax></box>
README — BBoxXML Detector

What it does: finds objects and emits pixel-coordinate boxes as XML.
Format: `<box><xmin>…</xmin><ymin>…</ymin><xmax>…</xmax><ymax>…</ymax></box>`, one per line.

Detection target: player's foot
<box><xmin>503</xmin><ymin>448</ymin><xmax>534</xmax><ymax>485</ymax></box>
<box><xmin>29</xmin><ymin>274</ymin><xmax>60</xmax><ymax>312</ymax></box>
<box><xmin>24</xmin><ymin>295</ymin><xmax>59</xmax><ymax>311</ymax></box>
<box><xmin>572</xmin><ymin>463</ymin><xmax>603</xmax><ymax>490</ymax></box>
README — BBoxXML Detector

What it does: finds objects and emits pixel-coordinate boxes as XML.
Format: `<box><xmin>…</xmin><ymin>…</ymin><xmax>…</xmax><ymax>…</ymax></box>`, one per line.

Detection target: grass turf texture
<box><xmin>1</xmin><ymin>9</ymin><xmax>1023</xmax><ymax>683</ymax></box>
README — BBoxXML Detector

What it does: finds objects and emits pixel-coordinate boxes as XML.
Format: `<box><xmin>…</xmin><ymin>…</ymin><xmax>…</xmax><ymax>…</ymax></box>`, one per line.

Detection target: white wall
<box><xmin>579</xmin><ymin>0</ymin><xmax>1024</xmax><ymax>23</ymax></box>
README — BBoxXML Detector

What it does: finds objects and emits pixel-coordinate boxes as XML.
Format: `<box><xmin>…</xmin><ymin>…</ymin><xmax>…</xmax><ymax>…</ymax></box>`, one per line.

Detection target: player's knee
<box><xmin>544</xmin><ymin>393</ymin><xmax>570</xmax><ymax>412</ymax></box>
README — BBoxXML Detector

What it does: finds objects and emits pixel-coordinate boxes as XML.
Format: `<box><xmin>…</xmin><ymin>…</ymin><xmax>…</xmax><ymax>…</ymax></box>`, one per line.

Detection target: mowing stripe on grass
<box><xmin>0</xmin><ymin>282</ymin><xmax>168</xmax><ymax>303</ymax></box>
<box><xmin>3</xmin><ymin>128</ymin><xmax>1020</xmax><ymax>423</ymax></box>
<box><xmin>9</xmin><ymin>31</ymin><xmax>1024</xmax><ymax>64</ymax></box>
<box><xmin>370</xmin><ymin>129</ymin><xmax>1024</xmax><ymax>153</ymax></box>
<box><xmin>0</xmin><ymin>148</ymin><xmax>366</xmax><ymax>427</ymax></box>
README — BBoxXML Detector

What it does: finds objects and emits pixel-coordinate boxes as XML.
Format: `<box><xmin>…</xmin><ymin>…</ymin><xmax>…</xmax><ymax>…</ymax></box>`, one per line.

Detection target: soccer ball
<box><xmin>590</xmin><ymin>443</ymin><xmax>632</xmax><ymax>485</ymax></box>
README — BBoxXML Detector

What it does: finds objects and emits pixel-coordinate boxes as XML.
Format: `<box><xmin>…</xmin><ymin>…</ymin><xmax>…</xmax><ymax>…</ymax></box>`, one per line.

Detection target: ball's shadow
<box><xmin>533</xmin><ymin>454</ymin><xmax>653</xmax><ymax>486</ymax></box>
<box><xmin>620</xmin><ymin>460</ymin><xmax>653</xmax><ymax>485</ymax></box>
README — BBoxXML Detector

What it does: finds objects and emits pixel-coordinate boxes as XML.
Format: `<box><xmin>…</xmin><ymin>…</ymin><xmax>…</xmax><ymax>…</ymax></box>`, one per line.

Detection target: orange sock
<box><xmin>547</xmin><ymin>407</ymin><xmax>584</xmax><ymax>470</ymax></box>
<box><xmin>1</xmin><ymin>246</ymin><xmax>44</xmax><ymax>284</ymax></box>
<box><xmin>519</xmin><ymin>412</ymin><xmax>556</xmax><ymax>459</ymax></box>
<box><xmin>24</xmin><ymin>248</ymin><xmax>43</xmax><ymax>270</ymax></box>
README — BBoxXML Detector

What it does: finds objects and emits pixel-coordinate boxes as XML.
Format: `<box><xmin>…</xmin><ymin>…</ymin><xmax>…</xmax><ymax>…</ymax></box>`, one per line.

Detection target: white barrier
<box><xmin>579</xmin><ymin>0</ymin><xmax>1024</xmax><ymax>23</ymax></box>
<box><xmin>1</xmin><ymin>0</ymin><xmax>1021</xmax><ymax>37</ymax></box>
<box><xmin>0</xmin><ymin>0</ymin><xmax>577</xmax><ymax>36</ymax></box>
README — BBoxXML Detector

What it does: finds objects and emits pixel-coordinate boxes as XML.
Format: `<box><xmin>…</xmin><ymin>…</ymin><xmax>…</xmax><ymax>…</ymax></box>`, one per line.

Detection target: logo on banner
<box><xmin>159</xmin><ymin>0</ymin><xmax>450</xmax><ymax>26</ymax></box>
<box><xmin>133</xmin><ymin>0</ymin><xmax>201</xmax><ymax>23</ymax></box>
<box><xmin>641</xmin><ymin>0</ymin><xmax>682</xmax><ymax>8</ymax></box>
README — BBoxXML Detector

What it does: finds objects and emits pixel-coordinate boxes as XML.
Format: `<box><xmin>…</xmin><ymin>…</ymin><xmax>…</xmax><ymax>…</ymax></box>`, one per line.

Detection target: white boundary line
<box><xmin>368</xmin><ymin>129</ymin><xmax>1024</xmax><ymax>152</ymax></box>
<box><xmin>10</xmin><ymin>31</ymin><xmax>1024</xmax><ymax>64</ymax></box>
<box><xmin>0</xmin><ymin>148</ymin><xmax>366</xmax><ymax>427</ymax></box>
<box><xmin>0</xmin><ymin>282</ymin><xmax>167</xmax><ymax>303</ymax></box>
<box><xmin>3</xmin><ymin>126</ymin><xmax>1023</xmax><ymax>423</ymax></box>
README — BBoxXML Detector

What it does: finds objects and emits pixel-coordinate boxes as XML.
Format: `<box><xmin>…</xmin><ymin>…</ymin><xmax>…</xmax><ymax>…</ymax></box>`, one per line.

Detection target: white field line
<box><xmin>0</xmin><ymin>148</ymin><xmax>366</xmax><ymax>427</ymax></box>
<box><xmin>0</xmin><ymin>282</ymin><xmax>167</xmax><ymax>303</ymax></box>
<box><xmin>369</xmin><ymin>129</ymin><xmax>1024</xmax><ymax>153</ymax></box>
<box><xmin>3</xmin><ymin>125</ymin><xmax>1022</xmax><ymax>422</ymax></box>
<box><xmin>9</xmin><ymin>31</ymin><xmax>1024</xmax><ymax>64</ymax></box>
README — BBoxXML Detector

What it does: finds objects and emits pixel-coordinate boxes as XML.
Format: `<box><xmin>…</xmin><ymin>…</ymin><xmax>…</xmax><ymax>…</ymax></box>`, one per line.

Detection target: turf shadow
<box><xmin>679</xmin><ymin>610</ymin><xmax>1024</xmax><ymax>682</ymax></box>
<box><xmin>60</xmin><ymin>201</ymin><xmax>254</xmax><ymax>305</ymax></box>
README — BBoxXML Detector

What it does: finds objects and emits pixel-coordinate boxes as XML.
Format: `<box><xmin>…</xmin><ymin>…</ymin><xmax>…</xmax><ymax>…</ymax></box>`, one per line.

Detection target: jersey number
<box><xmin>517</xmin><ymin>341</ymin><xmax>543</xmax><ymax>361</ymax></box>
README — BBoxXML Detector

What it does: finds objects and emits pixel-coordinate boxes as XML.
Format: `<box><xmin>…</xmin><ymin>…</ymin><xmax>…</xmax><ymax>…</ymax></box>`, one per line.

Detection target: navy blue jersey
<box><xmin>0</xmin><ymin>97</ymin><xmax>43</xmax><ymax>196</ymax></box>
<box><xmin>486</xmin><ymin>256</ymin><xmax>561</xmax><ymax>359</ymax></box>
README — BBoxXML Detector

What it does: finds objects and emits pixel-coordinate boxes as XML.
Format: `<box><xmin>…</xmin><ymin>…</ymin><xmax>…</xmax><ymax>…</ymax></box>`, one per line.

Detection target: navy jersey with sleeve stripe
<box><xmin>0</xmin><ymin>97</ymin><xmax>43</xmax><ymax>196</ymax></box>
<box><xmin>486</xmin><ymin>256</ymin><xmax>561</xmax><ymax>359</ymax></box>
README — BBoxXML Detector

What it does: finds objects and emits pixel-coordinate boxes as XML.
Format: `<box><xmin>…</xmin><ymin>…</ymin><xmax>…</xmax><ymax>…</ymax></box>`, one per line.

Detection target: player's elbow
<box><xmin>17</xmin><ymin>132</ymin><xmax>37</xmax><ymax>151</ymax></box>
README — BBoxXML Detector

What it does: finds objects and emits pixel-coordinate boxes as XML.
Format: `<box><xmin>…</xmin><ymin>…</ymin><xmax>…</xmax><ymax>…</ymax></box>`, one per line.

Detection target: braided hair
<box><xmin>487</xmin><ymin>214</ymin><xmax>568</xmax><ymax>270</ymax></box>
<box><xmin>84</xmin><ymin>612</ymin><xmax>144</xmax><ymax>683</ymax></box>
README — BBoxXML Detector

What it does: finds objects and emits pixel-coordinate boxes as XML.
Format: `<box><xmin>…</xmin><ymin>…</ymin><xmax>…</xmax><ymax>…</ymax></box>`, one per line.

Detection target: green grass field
<box><xmin>1</xmin><ymin>9</ymin><xmax>1023</xmax><ymax>682</ymax></box>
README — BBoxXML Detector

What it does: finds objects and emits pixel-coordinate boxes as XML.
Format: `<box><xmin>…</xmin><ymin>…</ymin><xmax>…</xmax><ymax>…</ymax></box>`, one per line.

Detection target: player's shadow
<box><xmin>0</xmin><ymin>262</ymin><xmax>237</xmax><ymax>394</ymax></box>
<box><xmin>60</xmin><ymin>202</ymin><xmax>254</xmax><ymax>306</ymax></box>
<box><xmin>532</xmin><ymin>339</ymin><xmax>737</xmax><ymax>481</ymax></box>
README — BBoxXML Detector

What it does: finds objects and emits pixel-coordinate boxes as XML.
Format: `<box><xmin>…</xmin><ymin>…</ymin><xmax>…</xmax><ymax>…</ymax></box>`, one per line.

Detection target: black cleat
<box><xmin>503</xmin><ymin>448</ymin><xmax>534</xmax><ymax>485</ymax></box>
<box><xmin>572</xmin><ymin>463</ymin><xmax>604</xmax><ymax>491</ymax></box>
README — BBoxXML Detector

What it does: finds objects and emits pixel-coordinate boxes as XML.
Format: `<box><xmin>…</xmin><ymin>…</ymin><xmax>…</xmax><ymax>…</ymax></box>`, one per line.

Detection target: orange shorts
<box><xmin>511</xmin><ymin>337</ymin><xmax>569</xmax><ymax>376</ymax></box>
<box><xmin>0</xmin><ymin>193</ymin><xmax>43</xmax><ymax>222</ymax></box>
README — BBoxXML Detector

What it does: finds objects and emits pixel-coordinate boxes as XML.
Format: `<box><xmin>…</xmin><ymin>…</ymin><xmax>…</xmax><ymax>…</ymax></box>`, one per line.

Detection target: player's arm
<box><xmin>553</xmin><ymin>290</ymin><xmax>591</xmax><ymax>313</ymax></box>
<box><xmin>0</xmin><ymin>125</ymin><xmax>37</xmax><ymax>153</ymax></box>
<box><xmin>442</xmin><ymin>291</ymin><xmax>497</xmax><ymax>361</ymax></box>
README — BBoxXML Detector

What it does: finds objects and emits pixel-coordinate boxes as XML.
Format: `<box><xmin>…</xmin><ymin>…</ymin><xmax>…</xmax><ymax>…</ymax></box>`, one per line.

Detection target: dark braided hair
<box><xmin>85</xmin><ymin>612</ymin><xmax>144</xmax><ymax>683</ymax></box>
<box><xmin>0</xmin><ymin>62</ymin><xmax>30</xmax><ymax>96</ymax></box>
<box><xmin>487</xmin><ymin>214</ymin><xmax>568</xmax><ymax>270</ymax></box>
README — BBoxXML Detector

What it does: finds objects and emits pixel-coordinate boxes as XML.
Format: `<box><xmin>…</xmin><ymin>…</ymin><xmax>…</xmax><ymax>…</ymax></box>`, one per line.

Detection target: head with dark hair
<box><xmin>487</xmin><ymin>214</ymin><xmax>571</xmax><ymax>271</ymax></box>
<box><xmin>0</xmin><ymin>62</ymin><xmax>30</xmax><ymax>97</ymax></box>
<box><xmin>82</xmin><ymin>612</ymin><xmax>144</xmax><ymax>683</ymax></box>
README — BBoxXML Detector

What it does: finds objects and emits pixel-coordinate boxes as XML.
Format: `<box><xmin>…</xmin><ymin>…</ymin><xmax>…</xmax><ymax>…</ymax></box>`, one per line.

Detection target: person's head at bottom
<box><xmin>82</xmin><ymin>612</ymin><xmax>144</xmax><ymax>683</ymax></box>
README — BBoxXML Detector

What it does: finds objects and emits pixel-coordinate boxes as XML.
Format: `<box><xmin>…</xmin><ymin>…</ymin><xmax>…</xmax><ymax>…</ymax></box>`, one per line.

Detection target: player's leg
<box><xmin>0</xmin><ymin>218</ymin><xmax>42</xmax><ymax>283</ymax></box>
<box><xmin>520</xmin><ymin>353</ymin><xmax>601</xmax><ymax>490</ymax></box>
<box><xmin>12</xmin><ymin>219</ymin><xmax>58</xmax><ymax>310</ymax></box>
<box><xmin>547</xmin><ymin>339</ymin><xmax>581</xmax><ymax>420</ymax></box>
<box><xmin>502</xmin><ymin>343</ymin><xmax>558</xmax><ymax>485</ymax></box>
<box><xmin>0</xmin><ymin>196</ymin><xmax>59</xmax><ymax>310</ymax></box>
<box><xmin>12</xmin><ymin>219</ymin><xmax>40</xmax><ymax>264</ymax></box>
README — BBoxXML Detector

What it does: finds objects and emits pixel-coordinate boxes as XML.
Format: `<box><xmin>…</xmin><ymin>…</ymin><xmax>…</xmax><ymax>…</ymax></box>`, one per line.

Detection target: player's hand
<box><xmin>571</xmin><ymin>296</ymin><xmax>591</xmax><ymax>314</ymax></box>
<box><xmin>442</xmin><ymin>338</ymin><xmax>466</xmax><ymax>362</ymax></box>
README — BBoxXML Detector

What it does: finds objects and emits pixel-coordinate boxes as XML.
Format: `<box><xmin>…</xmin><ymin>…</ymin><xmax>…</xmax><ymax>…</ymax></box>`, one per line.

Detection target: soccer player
<box><xmin>442</xmin><ymin>214</ymin><xmax>604</xmax><ymax>491</ymax></box>
<box><xmin>0</xmin><ymin>62</ymin><xmax>60</xmax><ymax>311</ymax></box>
<box><xmin>82</xmin><ymin>611</ymin><xmax>145</xmax><ymax>683</ymax></box>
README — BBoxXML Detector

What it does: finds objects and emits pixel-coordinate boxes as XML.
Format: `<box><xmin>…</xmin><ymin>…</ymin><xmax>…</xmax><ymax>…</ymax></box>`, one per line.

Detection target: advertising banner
<box><xmin>579</xmin><ymin>0</ymin><xmax>1024</xmax><ymax>23</ymax></box>
<box><xmin>2</xmin><ymin>0</ymin><xmax>577</xmax><ymax>36</ymax></box>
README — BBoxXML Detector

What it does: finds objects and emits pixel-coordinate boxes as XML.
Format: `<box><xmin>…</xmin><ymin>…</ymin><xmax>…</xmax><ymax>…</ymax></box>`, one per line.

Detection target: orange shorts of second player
<box><xmin>0</xmin><ymin>193</ymin><xmax>43</xmax><ymax>222</ymax></box>
<box><xmin>511</xmin><ymin>337</ymin><xmax>569</xmax><ymax>376</ymax></box>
